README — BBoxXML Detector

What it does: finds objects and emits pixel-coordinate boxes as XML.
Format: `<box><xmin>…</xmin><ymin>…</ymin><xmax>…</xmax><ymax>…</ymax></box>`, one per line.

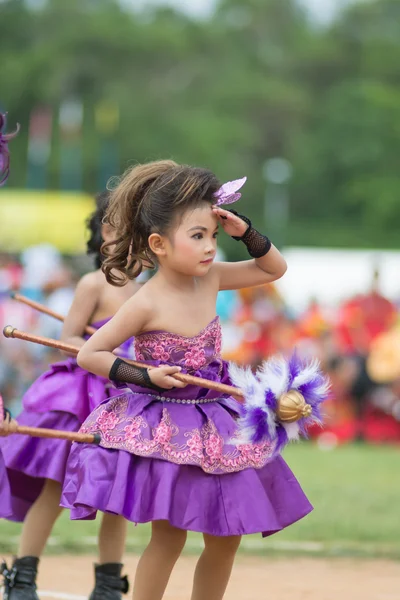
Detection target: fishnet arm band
<box><xmin>229</xmin><ymin>210</ymin><xmax>272</xmax><ymax>258</ymax></box>
<box><xmin>109</xmin><ymin>358</ymin><xmax>165</xmax><ymax>392</ymax></box>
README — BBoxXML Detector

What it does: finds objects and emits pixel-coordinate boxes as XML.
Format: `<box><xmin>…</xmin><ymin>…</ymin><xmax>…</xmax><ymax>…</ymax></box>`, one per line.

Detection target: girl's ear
<box><xmin>148</xmin><ymin>233</ymin><xmax>166</xmax><ymax>257</ymax></box>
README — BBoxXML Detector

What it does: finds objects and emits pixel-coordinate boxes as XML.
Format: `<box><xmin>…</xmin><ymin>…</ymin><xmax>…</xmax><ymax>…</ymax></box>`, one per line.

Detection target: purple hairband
<box><xmin>214</xmin><ymin>176</ymin><xmax>247</xmax><ymax>206</ymax></box>
<box><xmin>0</xmin><ymin>113</ymin><xmax>20</xmax><ymax>186</ymax></box>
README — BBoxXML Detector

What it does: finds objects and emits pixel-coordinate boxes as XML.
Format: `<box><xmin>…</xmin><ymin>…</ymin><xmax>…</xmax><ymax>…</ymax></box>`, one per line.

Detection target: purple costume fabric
<box><xmin>61</xmin><ymin>317</ymin><xmax>313</xmax><ymax>537</ymax></box>
<box><xmin>0</xmin><ymin>318</ymin><xmax>133</xmax><ymax>522</ymax></box>
<box><xmin>0</xmin><ymin>450</ymin><xmax>12</xmax><ymax>518</ymax></box>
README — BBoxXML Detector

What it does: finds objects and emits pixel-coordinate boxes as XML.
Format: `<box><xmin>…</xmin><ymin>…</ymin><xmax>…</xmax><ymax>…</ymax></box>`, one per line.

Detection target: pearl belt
<box><xmin>128</xmin><ymin>390</ymin><xmax>219</xmax><ymax>404</ymax></box>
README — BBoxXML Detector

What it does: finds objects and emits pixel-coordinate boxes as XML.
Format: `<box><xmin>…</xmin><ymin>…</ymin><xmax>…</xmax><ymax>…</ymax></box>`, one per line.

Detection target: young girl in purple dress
<box><xmin>62</xmin><ymin>160</ymin><xmax>313</xmax><ymax>600</ymax></box>
<box><xmin>1</xmin><ymin>193</ymin><xmax>139</xmax><ymax>600</ymax></box>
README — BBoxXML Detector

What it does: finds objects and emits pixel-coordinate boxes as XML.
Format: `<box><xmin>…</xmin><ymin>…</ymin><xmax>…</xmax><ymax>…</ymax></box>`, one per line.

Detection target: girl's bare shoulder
<box><xmin>77</xmin><ymin>270</ymin><xmax>103</xmax><ymax>294</ymax></box>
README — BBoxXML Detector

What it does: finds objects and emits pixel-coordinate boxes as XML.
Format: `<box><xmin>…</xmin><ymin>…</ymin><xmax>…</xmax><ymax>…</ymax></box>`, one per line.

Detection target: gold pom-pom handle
<box><xmin>276</xmin><ymin>390</ymin><xmax>312</xmax><ymax>423</ymax></box>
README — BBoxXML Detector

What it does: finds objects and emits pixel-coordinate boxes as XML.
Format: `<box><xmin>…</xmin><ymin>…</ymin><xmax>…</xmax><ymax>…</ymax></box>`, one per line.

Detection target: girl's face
<box><xmin>159</xmin><ymin>203</ymin><xmax>219</xmax><ymax>276</ymax></box>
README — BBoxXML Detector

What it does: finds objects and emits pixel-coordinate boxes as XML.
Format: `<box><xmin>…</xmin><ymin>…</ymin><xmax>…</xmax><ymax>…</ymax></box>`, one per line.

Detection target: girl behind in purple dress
<box><xmin>0</xmin><ymin>397</ymin><xmax>18</xmax><ymax>519</ymax></box>
<box><xmin>1</xmin><ymin>192</ymin><xmax>140</xmax><ymax>600</ymax></box>
<box><xmin>62</xmin><ymin>160</ymin><xmax>313</xmax><ymax>600</ymax></box>
<box><xmin>0</xmin><ymin>114</ymin><xmax>19</xmax><ymax>517</ymax></box>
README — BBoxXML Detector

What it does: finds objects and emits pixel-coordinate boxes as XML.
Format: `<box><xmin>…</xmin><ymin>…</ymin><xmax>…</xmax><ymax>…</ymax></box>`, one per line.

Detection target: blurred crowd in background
<box><xmin>1</xmin><ymin>243</ymin><xmax>400</xmax><ymax>448</ymax></box>
<box><xmin>2</xmin><ymin>0</ymin><xmax>400</xmax><ymax>448</ymax></box>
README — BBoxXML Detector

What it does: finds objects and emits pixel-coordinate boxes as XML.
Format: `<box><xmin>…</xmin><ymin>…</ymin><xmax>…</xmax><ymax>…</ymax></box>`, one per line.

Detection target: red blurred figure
<box><xmin>336</xmin><ymin>268</ymin><xmax>396</xmax><ymax>354</ymax></box>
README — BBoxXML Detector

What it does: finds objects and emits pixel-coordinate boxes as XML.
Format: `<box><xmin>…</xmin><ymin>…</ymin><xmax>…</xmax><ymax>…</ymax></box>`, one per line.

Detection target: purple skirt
<box><xmin>22</xmin><ymin>358</ymin><xmax>117</xmax><ymax>422</ymax></box>
<box><xmin>0</xmin><ymin>359</ymin><xmax>120</xmax><ymax>522</ymax></box>
<box><xmin>0</xmin><ymin>450</ymin><xmax>12</xmax><ymax>518</ymax></box>
<box><xmin>0</xmin><ymin>411</ymin><xmax>80</xmax><ymax>522</ymax></box>
<box><xmin>61</xmin><ymin>361</ymin><xmax>313</xmax><ymax>537</ymax></box>
<box><xmin>62</xmin><ymin>445</ymin><xmax>311</xmax><ymax>536</ymax></box>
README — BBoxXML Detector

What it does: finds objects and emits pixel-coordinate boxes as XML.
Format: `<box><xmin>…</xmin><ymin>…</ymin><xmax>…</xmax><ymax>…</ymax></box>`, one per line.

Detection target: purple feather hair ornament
<box><xmin>214</xmin><ymin>176</ymin><xmax>247</xmax><ymax>206</ymax></box>
<box><xmin>229</xmin><ymin>352</ymin><xmax>330</xmax><ymax>459</ymax></box>
<box><xmin>0</xmin><ymin>113</ymin><xmax>20</xmax><ymax>186</ymax></box>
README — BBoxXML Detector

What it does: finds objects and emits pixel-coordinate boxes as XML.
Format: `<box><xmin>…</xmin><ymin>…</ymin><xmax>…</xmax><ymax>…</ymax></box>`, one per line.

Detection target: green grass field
<box><xmin>1</xmin><ymin>443</ymin><xmax>399</xmax><ymax>558</ymax></box>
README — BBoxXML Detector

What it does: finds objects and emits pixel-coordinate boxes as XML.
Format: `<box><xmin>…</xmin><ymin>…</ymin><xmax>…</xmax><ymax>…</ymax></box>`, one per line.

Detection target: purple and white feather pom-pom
<box><xmin>229</xmin><ymin>352</ymin><xmax>330</xmax><ymax>458</ymax></box>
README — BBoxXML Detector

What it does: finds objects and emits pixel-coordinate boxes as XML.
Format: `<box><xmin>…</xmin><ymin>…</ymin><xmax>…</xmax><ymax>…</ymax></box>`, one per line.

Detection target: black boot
<box><xmin>88</xmin><ymin>563</ymin><xmax>129</xmax><ymax>600</ymax></box>
<box><xmin>0</xmin><ymin>557</ymin><xmax>39</xmax><ymax>600</ymax></box>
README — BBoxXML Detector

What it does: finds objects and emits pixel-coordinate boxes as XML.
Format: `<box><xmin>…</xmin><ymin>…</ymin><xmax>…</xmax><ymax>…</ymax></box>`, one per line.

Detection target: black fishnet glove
<box><xmin>228</xmin><ymin>210</ymin><xmax>272</xmax><ymax>258</ymax></box>
<box><xmin>109</xmin><ymin>358</ymin><xmax>165</xmax><ymax>392</ymax></box>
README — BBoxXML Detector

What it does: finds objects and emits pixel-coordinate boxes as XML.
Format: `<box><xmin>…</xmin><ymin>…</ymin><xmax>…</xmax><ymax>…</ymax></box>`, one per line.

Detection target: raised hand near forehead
<box><xmin>212</xmin><ymin>175</ymin><xmax>250</xmax><ymax>238</ymax></box>
<box><xmin>212</xmin><ymin>206</ymin><xmax>249</xmax><ymax>239</ymax></box>
<box><xmin>212</xmin><ymin>205</ymin><xmax>272</xmax><ymax>258</ymax></box>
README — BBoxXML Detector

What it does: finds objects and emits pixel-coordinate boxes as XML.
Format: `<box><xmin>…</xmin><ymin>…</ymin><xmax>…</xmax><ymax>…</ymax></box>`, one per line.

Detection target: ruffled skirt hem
<box><xmin>61</xmin><ymin>444</ymin><xmax>313</xmax><ymax>537</ymax></box>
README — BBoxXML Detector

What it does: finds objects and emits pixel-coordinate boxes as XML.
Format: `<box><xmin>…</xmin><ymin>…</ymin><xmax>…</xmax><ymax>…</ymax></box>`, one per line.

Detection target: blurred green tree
<box><xmin>0</xmin><ymin>0</ymin><xmax>399</xmax><ymax>249</ymax></box>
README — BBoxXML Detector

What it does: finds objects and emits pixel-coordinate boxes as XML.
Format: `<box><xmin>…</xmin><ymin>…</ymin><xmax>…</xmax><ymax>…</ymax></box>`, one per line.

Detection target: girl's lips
<box><xmin>200</xmin><ymin>258</ymin><xmax>214</xmax><ymax>264</ymax></box>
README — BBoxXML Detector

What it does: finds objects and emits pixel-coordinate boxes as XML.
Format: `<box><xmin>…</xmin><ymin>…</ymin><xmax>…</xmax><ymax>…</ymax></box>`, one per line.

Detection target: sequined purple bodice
<box><xmin>134</xmin><ymin>317</ymin><xmax>222</xmax><ymax>371</ymax></box>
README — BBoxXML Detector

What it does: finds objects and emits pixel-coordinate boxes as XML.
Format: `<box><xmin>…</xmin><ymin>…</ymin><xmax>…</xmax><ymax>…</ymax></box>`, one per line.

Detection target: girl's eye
<box><xmin>191</xmin><ymin>232</ymin><xmax>218</xmax><ymax>240</ymax></box>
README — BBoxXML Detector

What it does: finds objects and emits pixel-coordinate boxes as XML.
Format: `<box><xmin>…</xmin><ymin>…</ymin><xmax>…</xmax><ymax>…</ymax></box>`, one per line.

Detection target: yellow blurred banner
<box><xmin>0</xmin><ymin>190</ymin><xmax>95</xmax><ymax>253</ymax></box>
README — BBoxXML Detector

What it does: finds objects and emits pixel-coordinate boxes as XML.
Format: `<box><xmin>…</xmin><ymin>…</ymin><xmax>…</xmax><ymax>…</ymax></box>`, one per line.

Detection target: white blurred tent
<box><xmin>276</xmin><ymin>247</ymin><xmax>400</xmax><ymax>313</ymax></box>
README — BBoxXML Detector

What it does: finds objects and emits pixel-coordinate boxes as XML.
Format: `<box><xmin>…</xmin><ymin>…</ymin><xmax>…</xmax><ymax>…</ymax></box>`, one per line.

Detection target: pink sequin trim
<box><xmin>80</xmin><ymin>398</ymin><xmax>275</xmax><ymax>474</ymax></box>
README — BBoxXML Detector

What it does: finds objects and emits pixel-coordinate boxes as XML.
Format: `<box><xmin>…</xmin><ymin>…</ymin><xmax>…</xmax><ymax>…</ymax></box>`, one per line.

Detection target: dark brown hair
<box><xmin>102</xmin><ymin>160</ymin><xmax>221</xmax><ymax>286</ymax></box>
<box><xmin>86</xmin><ymin>191</ymin><xmax>110</xmax><ymax>269</ymax></box>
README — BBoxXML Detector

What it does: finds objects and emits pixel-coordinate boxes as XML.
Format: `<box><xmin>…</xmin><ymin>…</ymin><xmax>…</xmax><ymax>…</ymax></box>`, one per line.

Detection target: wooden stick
<box><xmin>3</xmin><ymin>326</ymin><xmax>244</xmax><ymax>400</ymax></box>
<box><xmin>10</xmin><ymin>292</ymin><xmax>97</xmax><ymax>336</ymax></box>
<box><xmin>0</xmin><ymin>392</ymin><xmax>100</xmax><ymax>444</ymax></box>
<box><xmin>7</xmin><ymin>425</ymin><xmax>100</xmax><ymax>444</ymax></box>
